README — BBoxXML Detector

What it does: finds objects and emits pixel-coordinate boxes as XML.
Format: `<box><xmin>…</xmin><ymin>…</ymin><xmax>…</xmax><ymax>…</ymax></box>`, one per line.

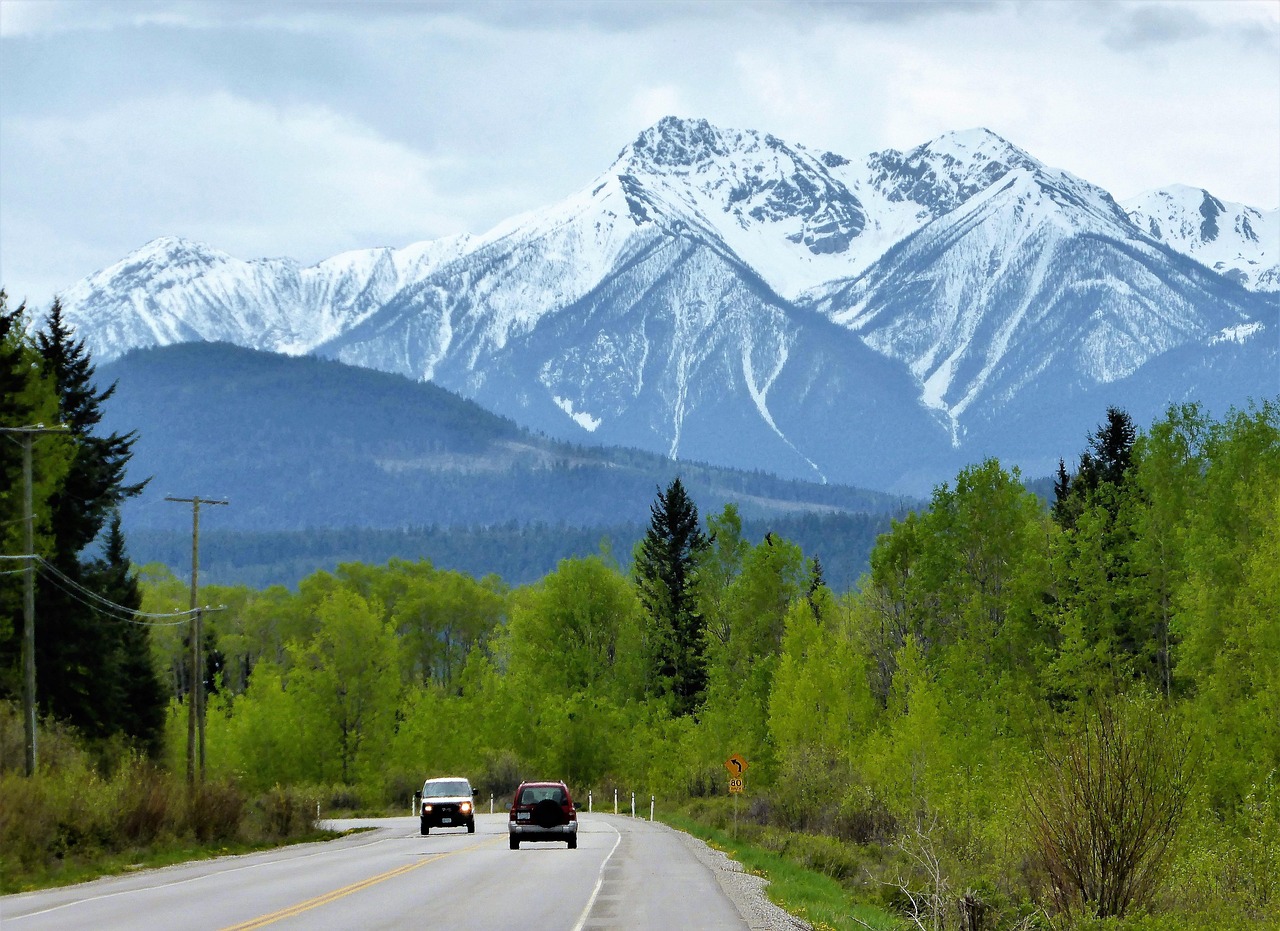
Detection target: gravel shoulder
<box><xmin>674</xmin><ymin>827</ymin><xmax>813</xmax><ymax>931</ymax></box>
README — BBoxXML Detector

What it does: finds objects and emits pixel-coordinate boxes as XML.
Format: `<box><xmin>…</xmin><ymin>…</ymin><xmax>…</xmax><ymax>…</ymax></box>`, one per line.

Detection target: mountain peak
<box><xmin>623</xmin><ymin>116</ymin><xmax>736</xmax><ymax>168</ymax></box>
<box><xmin>866</xmin><ymin>128</ymin><xmax>1042</xmax><ymax>218</ymax></box>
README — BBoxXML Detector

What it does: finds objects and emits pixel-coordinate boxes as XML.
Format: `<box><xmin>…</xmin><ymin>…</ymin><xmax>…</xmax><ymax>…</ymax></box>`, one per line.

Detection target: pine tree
<box><xmin>86</xmin><ymin>515</ymin><xmax>167</xmax><ymax>757</ymax></box>
<box><xmin>1052</xmin><ymin>408</ymin><xmax>1138</xmax><ymax>531</ymax></box>
<box><xmin>29</xmin><ymin>300</ymin><xmax>151</xmax><ymax>739</ymax></box>
<box><xmin>633</xmin><ymin>478</ymin><xmax>709</xmax><ymax>715</ymax></box>
<box><xmin>0</xmin><ymin>292</ymin><xmax>71</xmax><ymax>703</ymax></box>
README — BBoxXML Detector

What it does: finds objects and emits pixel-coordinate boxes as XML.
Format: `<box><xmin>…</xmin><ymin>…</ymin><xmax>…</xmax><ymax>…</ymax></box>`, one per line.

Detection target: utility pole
<box><xmin>165</xmin><ymin>495</ymin><xmax>228</xmax><ymax>784</ymax></box>
<box><xmin>0</xmin><ymin>424</ymin><xmax>70</xmax><ymax>777</ymax></box>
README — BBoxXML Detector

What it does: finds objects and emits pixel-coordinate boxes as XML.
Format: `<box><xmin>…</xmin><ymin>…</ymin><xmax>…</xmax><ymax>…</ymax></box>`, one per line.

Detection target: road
<box><xmin>0</xmin><ymin>813</ymin><xmax>758</xmax><ymax>930</ymax></box>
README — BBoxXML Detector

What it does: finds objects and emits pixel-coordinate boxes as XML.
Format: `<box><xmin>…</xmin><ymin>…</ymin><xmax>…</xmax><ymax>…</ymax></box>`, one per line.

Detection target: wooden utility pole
<box><xmin>0</xmin><ymin>424</ymin><xmax>69</xmax><ymax>777</ymax></box>
<box><xmin>165</xmin><ymin>495</ymin><xmax>228</xmax><ymax>784</ymax></box>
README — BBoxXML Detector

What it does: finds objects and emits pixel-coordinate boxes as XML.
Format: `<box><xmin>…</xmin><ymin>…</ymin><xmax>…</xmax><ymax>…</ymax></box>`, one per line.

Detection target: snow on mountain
<box><xmin>54</xmin><ymin>234</ymin><xmax>473</xmax><ymax>360</ymax></box>
<box><xmin>807</xmin><ymin>164</ymin><xmax>1268</xmax><ymax>459</ymax></box>
<box><xmin>50</xmin><ymin>116</ymin><xmax>1278</xmax><ymax>493</ymax></box>
<box><xmin>1123</xmin><ymin>185</ymin><xmax>1279</xmax><ymax>292</ymax></box>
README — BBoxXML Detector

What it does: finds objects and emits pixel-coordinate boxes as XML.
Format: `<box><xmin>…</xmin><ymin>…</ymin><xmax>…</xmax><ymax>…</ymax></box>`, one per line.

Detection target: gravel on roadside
<box><xmin>675</xmin><ymin>829</ymin><xmax>812</xmax><ymax>931</ymax></box>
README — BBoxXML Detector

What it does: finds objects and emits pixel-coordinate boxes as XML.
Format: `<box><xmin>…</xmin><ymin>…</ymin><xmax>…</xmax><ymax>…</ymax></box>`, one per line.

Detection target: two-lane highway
<box><xmin>1</xmin><ymin>813</ymin><xmax>753</xmax><ymax>930</ymax></box>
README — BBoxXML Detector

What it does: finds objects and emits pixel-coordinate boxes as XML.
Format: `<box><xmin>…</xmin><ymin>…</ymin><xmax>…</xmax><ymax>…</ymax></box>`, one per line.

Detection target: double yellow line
<box><xmin>222</xmin><ymin>839</ymin><xmax>496</xmax><ymax>930</ymax></box>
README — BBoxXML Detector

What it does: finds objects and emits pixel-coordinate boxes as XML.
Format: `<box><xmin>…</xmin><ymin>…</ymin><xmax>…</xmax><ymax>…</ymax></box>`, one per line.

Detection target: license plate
<box><xmin>517</xmin><ymin>812</ymin><xmax>530</xmax><ymax>821</ymax></box>
<box><xmin>441</xmin><ymin>818</ymin><xmax>452</xmax><ymax>824</ymax></box>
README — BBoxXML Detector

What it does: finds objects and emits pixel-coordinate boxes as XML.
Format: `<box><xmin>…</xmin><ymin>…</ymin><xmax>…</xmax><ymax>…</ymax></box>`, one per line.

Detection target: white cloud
<box><xmin>1</xmin><ymin>0</ymin><xmax>1276</xmax><ymax>305</ymax></box>
<box><xmin>1</xmin><ymin>93</ymin><xmax>479</xmax><ymax>299</ymax></box>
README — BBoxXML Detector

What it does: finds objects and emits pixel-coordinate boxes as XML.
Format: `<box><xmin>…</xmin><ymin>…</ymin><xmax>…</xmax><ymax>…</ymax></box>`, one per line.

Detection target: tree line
<box><xmin>129</xmin><ymin>400</ymin><xmax>1278</xmax><ymax>926</ymax></box>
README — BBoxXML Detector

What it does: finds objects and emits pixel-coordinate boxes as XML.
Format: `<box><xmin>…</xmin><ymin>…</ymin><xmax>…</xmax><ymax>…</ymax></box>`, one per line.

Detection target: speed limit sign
<box><xmin>728</xmin><ymin>776</ymin><xmax>744</xmax><ymax>794</ymax></box>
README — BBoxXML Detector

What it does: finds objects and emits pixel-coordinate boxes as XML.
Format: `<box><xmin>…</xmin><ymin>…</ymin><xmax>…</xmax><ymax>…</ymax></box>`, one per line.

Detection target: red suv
<box><xmin>508</xmin><ymin>781</ymin><xmax>578</xmax><ymax>849</ymax></box>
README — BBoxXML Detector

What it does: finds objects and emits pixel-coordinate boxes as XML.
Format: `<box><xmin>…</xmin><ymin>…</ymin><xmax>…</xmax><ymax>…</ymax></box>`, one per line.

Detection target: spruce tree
<box><xmin>30</xmin><ymin>300</ymin><xmax>151</xmax><ymax>739</ymax></box>
<box><xmin>0</xmin><ymin>292</ymin><xmax>71</xmax><ymax>704</ymax></box>
<box><xmin>87</xmin><ymin>515</ymin><xmax>167</xmax><ymax>757</ymax></box>
<box><xmin>633</xmin><ymin>478</ymin><xmax>709</xmax><ymax>715</ymax></box>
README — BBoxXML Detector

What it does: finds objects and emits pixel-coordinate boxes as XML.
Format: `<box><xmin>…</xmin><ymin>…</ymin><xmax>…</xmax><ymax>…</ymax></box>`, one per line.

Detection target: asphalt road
<box><xmin>0</xmin><ymin>813</ymin><xmax>753</xmax><ymax>930</ymax></box>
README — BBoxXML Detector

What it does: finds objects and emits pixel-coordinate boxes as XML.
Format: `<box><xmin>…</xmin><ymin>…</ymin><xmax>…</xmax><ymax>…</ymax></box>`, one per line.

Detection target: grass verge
<box><xmin>660</xmin><ymin>811</ymin><xmax>903</xmax><ymax>931</ymax></box>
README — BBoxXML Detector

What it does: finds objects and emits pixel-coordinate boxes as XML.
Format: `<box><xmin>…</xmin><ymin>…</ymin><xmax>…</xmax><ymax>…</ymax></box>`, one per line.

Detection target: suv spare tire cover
<box><xmin>533</xmin><ymin>797</ymin><xmax>567</xmax><ymax>828</ymax></box>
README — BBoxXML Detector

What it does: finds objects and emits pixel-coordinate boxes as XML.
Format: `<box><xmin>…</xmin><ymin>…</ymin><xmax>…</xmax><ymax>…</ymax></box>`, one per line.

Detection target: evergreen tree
<box><xmin>0</xmin><ymin>292</ymin><xmax>71</xmax><ymax>704</ymax></box>
<box><xmin>29</xmin><ymin>300</ymin><xmax>151</xmax><ymax>739</ymax></box>
<box><xmin>1055</xmin><ymin>406</ymin><xmax>1138</xmax><ymax>528</ymax></box>
<box><xmin>633</xmin><ymin>478</ymin><xmax>709</xmax><ymax>715</ymax></box>
<box><xmin>86</xmin><ymin>514</ymin><xmax>167</xmax><ymax>757</ymax></box>
<box><xmin>1046</xmin><ymin>406</ymin><xmax>1162</xmax><ymax>695</ymax></box>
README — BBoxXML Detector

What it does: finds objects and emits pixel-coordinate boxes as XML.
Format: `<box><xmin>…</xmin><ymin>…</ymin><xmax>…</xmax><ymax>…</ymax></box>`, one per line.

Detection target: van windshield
<box><xmin>422</xmin><ymin>780</ymin><xmax>470</xmax><ymax>798</ymax></box>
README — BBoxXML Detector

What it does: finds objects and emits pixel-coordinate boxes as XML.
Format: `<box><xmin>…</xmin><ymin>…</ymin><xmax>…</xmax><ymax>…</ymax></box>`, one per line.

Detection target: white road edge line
<box><xmin>6</xmin><ymin>830</ymin><xmax>404</xmax><ymax>921</ymax></box>
<box><xmin>570</xmin><ymin>822</ymin><xmax>623</xmax><ymax>931</ymax></box>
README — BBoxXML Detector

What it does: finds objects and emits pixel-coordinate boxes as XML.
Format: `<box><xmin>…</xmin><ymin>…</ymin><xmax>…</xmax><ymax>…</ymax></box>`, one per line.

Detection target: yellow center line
<box><xmin>220</xmin><ymin>837</ymin><xmax>500</xmax><ymax>930</ymax></box>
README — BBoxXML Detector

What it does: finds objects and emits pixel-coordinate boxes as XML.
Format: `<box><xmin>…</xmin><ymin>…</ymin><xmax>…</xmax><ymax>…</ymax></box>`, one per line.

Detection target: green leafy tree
<box><xmin>701</xmin><ymin>531</ymin><xmax>807</xmax><ymax>777</ymax></box>
<box><xmin>768</xmin><ymin>587</ymin><xmax>874</xmax><ymax>771</ymax></box>
<box><xmin>1173</xmin><ymin>401</ymin><xmax>1280</xmax><ymax>808</ymax></box>
<box><xmin>287</xmin><ymin>589</ymin><xmax>401</xmax><ymax>785</ymax></box>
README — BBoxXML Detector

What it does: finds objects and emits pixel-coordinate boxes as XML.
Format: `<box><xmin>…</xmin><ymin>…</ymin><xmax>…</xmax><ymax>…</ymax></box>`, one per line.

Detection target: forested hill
<box><xmin>126</xmin><ymin>509</ymin><xmax>893</xmax><ymax>591</ymax></box>
<box><xmin>98</xmin><ymin>341</ymin><xmax>911</xmax><ymax>533</ymax></box>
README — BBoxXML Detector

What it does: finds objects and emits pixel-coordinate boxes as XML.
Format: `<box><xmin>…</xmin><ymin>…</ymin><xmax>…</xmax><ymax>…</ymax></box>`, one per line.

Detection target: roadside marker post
<box><xmin>614</xmin><ymin>788</ymin><xmax>618</xmax><ymax>814</ymax></box>
<box><xmin>589</xmin><ymin>790</ymin><xmax>593</xmax><ymax>813</ymax></box>
<box><xmin>631</xmin><ymin>791</ymin><xmax>635</xmax><ymax>817</ymax></box>
<box><xmin>650</xmin><ymin>795</ymin><xmax>655</xmax><ymax>821</ymax></box>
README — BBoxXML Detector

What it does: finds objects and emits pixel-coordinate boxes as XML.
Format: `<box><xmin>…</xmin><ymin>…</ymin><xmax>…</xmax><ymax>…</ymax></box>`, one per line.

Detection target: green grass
<box><xmin>660</xmin><ymin>812</ymin><xmax>904</xmax><ymax>931</ymax></box>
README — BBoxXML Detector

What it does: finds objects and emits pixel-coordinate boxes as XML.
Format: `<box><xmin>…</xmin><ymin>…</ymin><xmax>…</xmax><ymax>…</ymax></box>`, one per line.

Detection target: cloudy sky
<box><xmin>1</xmin><ymin>0</ymin><xmax>1277</xmax><ymax>306</ymax></box>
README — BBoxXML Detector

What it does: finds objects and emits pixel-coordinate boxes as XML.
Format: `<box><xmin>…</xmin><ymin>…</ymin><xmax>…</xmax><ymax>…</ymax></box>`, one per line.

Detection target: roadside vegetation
<box><xmin>0</xmin><ymin>704</ymin><xmax>333</xmax><ymax>892</ymax></box>
<box><xmin>3</xmin><ymin>291</ymin><xmax>1278</xmax><ymax>927</ymax></box>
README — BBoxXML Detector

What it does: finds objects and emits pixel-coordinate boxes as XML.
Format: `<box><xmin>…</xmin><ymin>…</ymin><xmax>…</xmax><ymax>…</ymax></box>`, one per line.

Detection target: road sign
<box><xmin>724</xmin><ymin>754</ymin><xmax>748</xmax><ymax>775</ymax></box>
<box><xmin>728</xmin><ymin>776</ymin><xmax>744</xmax><ymax>794</ymax></box>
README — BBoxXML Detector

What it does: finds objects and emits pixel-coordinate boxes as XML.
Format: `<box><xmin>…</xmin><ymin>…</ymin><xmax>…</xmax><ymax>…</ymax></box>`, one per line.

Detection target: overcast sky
<box><xmin>1</xmin><ymin>0</ymin><xmax>1277</xmax><ymax>306</ymax></box>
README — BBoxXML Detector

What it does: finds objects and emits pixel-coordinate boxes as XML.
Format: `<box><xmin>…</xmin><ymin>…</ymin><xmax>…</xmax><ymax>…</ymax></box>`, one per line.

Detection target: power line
<box><xmin>36</xmin><ymin>563</ymin><xmax>223</xmax><ymax>627</ymax></box>
<box><xmin>33</xmin><ymin>557</ymin><xmax>208</xmax><ymax>619</ymax></box>
<box><xmin>31</xmin><ymin>568</ymin><xmax>199</xmax><ymax>628</ymax></box>
<box><xmin>3</xmin><ymin>553</ymin><xmax>215</xmax><ymax>620</ymax></box>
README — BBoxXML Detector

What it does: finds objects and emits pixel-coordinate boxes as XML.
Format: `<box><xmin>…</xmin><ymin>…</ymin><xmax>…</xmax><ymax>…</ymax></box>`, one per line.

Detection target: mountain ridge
<box><xmin>54</xmin><ymin>116</ymin><xmax>1279</xmax><ymax>494</ymax></box>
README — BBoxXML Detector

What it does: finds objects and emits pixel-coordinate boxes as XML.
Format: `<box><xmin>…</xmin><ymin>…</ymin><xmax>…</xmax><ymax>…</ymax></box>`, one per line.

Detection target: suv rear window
<box><xmin>518</xmin><ymin>786</ymin><xmax>565</xmax><ymax>805</ymax></box>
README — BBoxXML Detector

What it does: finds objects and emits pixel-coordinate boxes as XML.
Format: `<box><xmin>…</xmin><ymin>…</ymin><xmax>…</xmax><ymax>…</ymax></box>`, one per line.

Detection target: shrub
<box><xmin>1027</xmin><ymin>698</ymin><xmax>1190</xmax><ymax>919</ymax></box>
<box><xmin>188</xmin><ymin>781</ymin><xmax>246</xmax><ymax>843</ymax></box>
<box><xmin>254</xmin><ymin>786</ymin><xmax>318</xmax><ymax>840</ymax></box>
<box><xmin>115</xmin><ymin>761</ymin><xmax>177</xmax><ymax>846</ymax></box>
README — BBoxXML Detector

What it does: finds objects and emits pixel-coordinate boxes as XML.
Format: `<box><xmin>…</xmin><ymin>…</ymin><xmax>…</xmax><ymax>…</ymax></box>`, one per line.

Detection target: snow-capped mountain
<box><xmin>805</xmin><ymin>164</ymin><xmax>1270</xmax><ymax>473</ymax></box>
<box><xmin>56</xmin><ymin>233</ymin><xmax>474</xmax><ymax>357</ymax></box>
<box><xmin>1123</xmin><ymin>185</ymin><xmax>1278</xmax><ymax>292</ymax></box>
<box><xmin>50</xmin><ymin>117</ymin><xmax>1278</xmax><ymax>493</ymax></box>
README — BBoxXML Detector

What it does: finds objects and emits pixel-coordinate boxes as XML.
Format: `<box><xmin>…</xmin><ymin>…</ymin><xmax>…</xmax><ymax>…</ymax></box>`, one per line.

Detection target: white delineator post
<box><xmin>650</xmin><ymin>796</ymin><xmax>655</xmax><ymax>821</ymax></box>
